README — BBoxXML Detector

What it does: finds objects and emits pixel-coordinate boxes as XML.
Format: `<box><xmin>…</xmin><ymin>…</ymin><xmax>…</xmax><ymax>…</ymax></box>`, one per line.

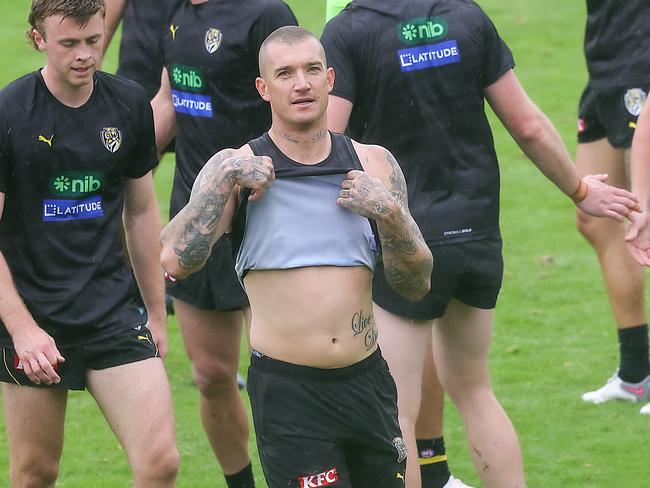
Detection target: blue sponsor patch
<box><xmin>172</xmin><ymin>89</ymin><xmax>213</xmax><ymax>118</ymax></box>
<box><xmin>398</xmin><ymin>40</ymin><xmax>460</xmax><ymax>72</ymax></box>
<box><xmin>43</xmin><ymin>195</ymin><xmax>104</xmax><ymax>222</ymax></box>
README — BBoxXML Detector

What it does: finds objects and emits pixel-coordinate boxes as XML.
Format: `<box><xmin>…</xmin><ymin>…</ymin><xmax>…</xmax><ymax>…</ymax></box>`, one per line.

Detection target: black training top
<box><xmin>117</xmin><ymin>0</ymin><xmax>180</xmax><ymax>99</ymax></box>
<box><xmin>0</xmin><ymin>71</ymin><xmax>157</xmax><ymax>346</ymax></box>
<box><xmin>161</xmin><ymin>0</ymin><xmax>297</xmax><ymax>219</ymax></box>
<box><xmin>322</xmin><ymin>0</ymin><xmax>514</xmax><ymax>245</ymax></box>
<box><xmin>584</xmin><ymin>0</ymin><xmax>650</xmax><ymax>87</ymax></box>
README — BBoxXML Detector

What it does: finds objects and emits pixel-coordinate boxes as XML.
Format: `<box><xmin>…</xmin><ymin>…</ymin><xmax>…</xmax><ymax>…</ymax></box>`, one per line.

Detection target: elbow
<box><xmin>512</xmin><ymin>117</ymin><xmax>545</xmax><ymax>147</ymax></box>
<box><xmin>160</xmin><ymin>246</ymin><xmax>187</xmax><ymax>280</ymax></box>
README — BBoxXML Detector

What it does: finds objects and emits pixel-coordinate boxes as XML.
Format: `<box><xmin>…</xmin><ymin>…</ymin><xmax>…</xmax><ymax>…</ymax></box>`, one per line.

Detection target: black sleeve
<box><xmin>480</xmin><ymin>10</ymin><xmax>515</xmax><ymax>87</ymax></box>
<box><xmin>249</xmin><ymin>1</ymin><xmax>299</xmax><ymax>54</ymax></box>
<box><xmin>321</xmin><ymin>15</ymin><xmax>357</xmax><ymax>103</ymax></box>
<box><xmin>125</xmin><ymin>89</ymin><xmax>158</xmax><ymax>179</ymax></box>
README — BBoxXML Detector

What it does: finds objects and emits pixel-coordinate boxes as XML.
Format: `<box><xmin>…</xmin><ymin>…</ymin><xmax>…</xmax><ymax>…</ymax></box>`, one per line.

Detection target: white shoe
<box><xmin>582</xmin><ymin>371</ymin><xmax>650</xmax><ymax>404</ymax></box>
<box><xmin>640</xmin><ymin>402</ymin><xmax>650</xmax><ymax>415</ymax></box>
<box><xmin>443</xmin><ymin>475</ymin><xmax>475</xmax><ymax>488</ymax></box>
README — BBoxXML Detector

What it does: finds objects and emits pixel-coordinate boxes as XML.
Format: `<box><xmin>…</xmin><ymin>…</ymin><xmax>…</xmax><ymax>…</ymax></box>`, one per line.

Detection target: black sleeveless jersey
<box><xmin>322</xmin><ymin>0</ymin><xmax>513</xmax><ymax>245</ymax></box>
<box><xmin>0</xmin><ymin>71</ymin><xmax>157</xmax><ymax>346</ymax></box>
<box><xmin>584</xmin><ymin>0</ymin><xmax>650</xmax><ymax>86</ymax></box>
<box><xmin>160</xmin><ymin>0</ymin><xmax>297</xmax><ymax>219</ymax></box>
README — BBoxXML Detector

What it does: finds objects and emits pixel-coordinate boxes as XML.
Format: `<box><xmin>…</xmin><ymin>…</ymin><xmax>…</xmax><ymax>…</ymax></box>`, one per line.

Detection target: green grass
<box><xmin>1</xmin><ymin>1</ymin><xmax>649</xmax><ymax>487</ymax></box>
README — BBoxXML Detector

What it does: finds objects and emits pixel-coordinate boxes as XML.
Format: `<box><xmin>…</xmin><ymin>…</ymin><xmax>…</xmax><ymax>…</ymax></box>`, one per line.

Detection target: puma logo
<box><xmin>169</xmin><ymin>24</ymin><xmax>179</xmax><ymax>40</ymax></box>
<box><xmin>38</xmin><ymin>134</ymin><xmax>53</xmax><ymax>147</ymax></box>
<box><xmin>137</xmin><ymin>335</ymin><xmax>152</xmax><ymax>344</ymax></box>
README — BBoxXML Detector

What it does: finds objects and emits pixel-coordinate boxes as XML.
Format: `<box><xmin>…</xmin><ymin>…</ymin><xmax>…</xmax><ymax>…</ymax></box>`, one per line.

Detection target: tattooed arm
<box><xmin>337</xmin><ymin>144</ymin><xmax>433</xmax><ymax>301</ymax></box>
<box><xmin>160</xmin><ymin>148</ymin><xmax>275</xmax><ymax>278</ymax></box>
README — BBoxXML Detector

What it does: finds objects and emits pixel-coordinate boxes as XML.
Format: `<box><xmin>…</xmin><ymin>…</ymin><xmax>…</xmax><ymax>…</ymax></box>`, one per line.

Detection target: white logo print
<box><xmin>624</xmin><ymin>88</ymin><xmax>647</xmax><ymax>117</ymax></box>
<box><xmin>205</xmin><ymin>28</ymin><xmax>222</xmax><ymax>54</ymax></box>
<box><xmin>393</xmin><ymin>436</ymin><xmax>408</xmax><ymax>463</ymax></box>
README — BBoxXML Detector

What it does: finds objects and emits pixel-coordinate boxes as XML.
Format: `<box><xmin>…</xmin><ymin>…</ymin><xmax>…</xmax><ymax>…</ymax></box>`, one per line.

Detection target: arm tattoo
<box><xmin>375</xmin><ymin>148</ymin><xmax>433</xmax><ymax>299</ymax></box>
<box><xmin>172</xmin><ymin>150</ymin><xmax>236</xmax><ymax>270</ymax></box>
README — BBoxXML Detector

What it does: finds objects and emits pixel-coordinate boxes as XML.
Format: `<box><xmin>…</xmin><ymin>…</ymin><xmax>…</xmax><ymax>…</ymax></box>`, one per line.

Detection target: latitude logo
<box><xmin>397</xmin><ymin>17</ymin><xmax>448</xmax><ymax>44</ymax></box>
<box><xmin>50</xmin><ymin>171</ymin><xmax>103</xmax><ymax>196</ymax></box>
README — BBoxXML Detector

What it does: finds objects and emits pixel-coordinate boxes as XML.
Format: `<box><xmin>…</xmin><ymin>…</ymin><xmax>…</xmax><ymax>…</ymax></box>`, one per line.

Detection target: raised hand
<box><xmin>225</xmin><ymin>155</ymin><xmax>275</xmax><ymax>201</ymax></box>
<box><xmin>336</xmin><ymin>170</ymin><xmax>396</xmax><ymax>220</ymax></box>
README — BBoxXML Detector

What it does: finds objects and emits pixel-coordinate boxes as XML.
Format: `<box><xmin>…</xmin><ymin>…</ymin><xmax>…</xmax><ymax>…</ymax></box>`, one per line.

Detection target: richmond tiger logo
<box><xmin>204</xmin><ymin>28</ymin><xmax>222</xmax><ymax>54</ymax></box>
<box><xmin>100</xmin><ymin>127</ymin><xmax>122</xmax><ymax>153</ymax></box>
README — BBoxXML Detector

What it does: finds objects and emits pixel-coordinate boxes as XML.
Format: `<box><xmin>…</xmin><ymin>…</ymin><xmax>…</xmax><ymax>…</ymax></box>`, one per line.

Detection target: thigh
<box><xmin>431</xmin><ymin>300</ymin><xmax>493</xmax><ymax>395</ymax></box>
<box><xmin>576</xmin><ymin>138</ymin><xmax>628</xmax><ymax>187</ymax></box>
<box><xmin>374</xmin><ymin>304</ymin><xmax>432</xmax><ymax>419</ymax></box>
<box><xmin>175</xmin><ymin>300</ymin><xmax>244</xmax><ymax>375</ymax></box>
<box><xmin>2</xmin><ymin>383</ymin><xmax>67</xmax><ymax>468</ymax></box>
<box><xmin>86</xmin><ymin>358</ymin><xmax>176</xmax><ymax>465</ymax></box>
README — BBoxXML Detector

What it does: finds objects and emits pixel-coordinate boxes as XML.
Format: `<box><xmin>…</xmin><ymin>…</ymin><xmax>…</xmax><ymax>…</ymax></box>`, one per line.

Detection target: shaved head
<box><xmin>259</xmin><ymin>26</ymin><xmax>326</xmax><ymax>77</ymax></box>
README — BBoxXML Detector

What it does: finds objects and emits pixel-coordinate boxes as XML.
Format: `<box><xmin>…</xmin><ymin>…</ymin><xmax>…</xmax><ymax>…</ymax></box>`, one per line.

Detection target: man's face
<box><xmin>33</xmin><ymin>12</ymin><xmax>104</xmax><ymax>90</ymax></box>
<box><xmin>256</xmin><ymin>37</ymin><xmax>335</xmax><ymax>128</ymax></box>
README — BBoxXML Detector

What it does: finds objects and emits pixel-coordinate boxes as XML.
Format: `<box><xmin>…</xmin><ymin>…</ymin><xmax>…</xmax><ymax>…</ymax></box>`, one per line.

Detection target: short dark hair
<box><xmin>258</xmin><ymin>26</ymin><xmax>324</xmax><ymax>75</ymax></box>
<box><xmin>27</xmin><ymin>0</ymin><xmax>106</xmax><ymax>50</ymax></box>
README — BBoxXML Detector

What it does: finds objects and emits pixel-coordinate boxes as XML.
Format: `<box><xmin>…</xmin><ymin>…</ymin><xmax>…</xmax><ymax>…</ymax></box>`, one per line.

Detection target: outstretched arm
<box><xmin>338</xmin><ymin>145</ymin><xmax>432</xmax><ymax>301</ymax></box>
<box><xmin>160</xmin><ymin>150</ymin><xmax>275</xmax><ymax>279</ymax></box>
<box><xmin>486</xmin><ymin>69</ymin><xmax>639</xmax><ymax>220</ymax></box>
<box><xmin>625</xmin><ymin>103</ymin><xmax>650</xmax><ymax>265</ymax></box>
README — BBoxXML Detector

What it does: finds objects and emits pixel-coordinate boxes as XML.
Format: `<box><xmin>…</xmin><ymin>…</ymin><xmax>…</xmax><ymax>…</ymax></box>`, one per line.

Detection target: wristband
<box><xmin>570</xmin><ymin>178</ymin><xmax>588</xmax><ymax>204</ymax></box>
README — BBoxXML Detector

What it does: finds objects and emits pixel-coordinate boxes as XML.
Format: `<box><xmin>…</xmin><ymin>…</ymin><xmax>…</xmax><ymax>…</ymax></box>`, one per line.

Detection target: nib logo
<box><xmin>298</xmin><ymin>468</ymin><xmax>339</xmax><ymax>488</ymax></box>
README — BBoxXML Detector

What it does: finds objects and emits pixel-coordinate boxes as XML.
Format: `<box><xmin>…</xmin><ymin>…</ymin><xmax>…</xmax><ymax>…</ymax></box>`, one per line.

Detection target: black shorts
<box><xmin>166</xmin><ymin>234</ymin><xmax>248</xmax><ymax>311</ymax></box>
<box><xmin>577</xmin><ymin>83</ymin><xmax>650</xmax><ymax>149</ymax></box>
<box><xmin>247</xmin><ymin>349</ymin><xmax>406</xmax><ymax>488</ymax></box>
<box><xmin>0</xmin><ymin>324</ymin><xmax>158</xmax><ymax>390</ymax></box>
<box><xmin>373</xmin><ymin>235</ymin><xmax>503</xmax><ymax>321</ymax></box>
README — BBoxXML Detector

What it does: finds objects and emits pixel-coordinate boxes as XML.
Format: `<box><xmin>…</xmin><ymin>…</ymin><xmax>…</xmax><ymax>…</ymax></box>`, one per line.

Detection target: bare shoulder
<box><xmin>351</xmin><ymin>140</ymin><xmax>407</xmax><ymax>195</ymax></box>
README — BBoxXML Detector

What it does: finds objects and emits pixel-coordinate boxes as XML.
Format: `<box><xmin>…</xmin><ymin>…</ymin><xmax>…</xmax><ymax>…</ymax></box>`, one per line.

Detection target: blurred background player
<box><xmin>576</xmin><ymin>0</ymin><xmax>650</xmax><ymax>406</ymax></box>
<box><xmin>0</xmin><ymin>1</ymin><xmax>179</xmax><ymax>486</ymax></box>
<box><xmin>625</xmin><ymin>101</ymin><xmax>650</xmax><ymax>415</ymax></box>
<box><xmin>151</xmin><ymin>1</ymin><xmax>297</xmax><ymax>487</ymax></box>
<box><xmin>323</xmin><ymin>1</ymin><xmax>641</xmax><ymax>487</ymax></box>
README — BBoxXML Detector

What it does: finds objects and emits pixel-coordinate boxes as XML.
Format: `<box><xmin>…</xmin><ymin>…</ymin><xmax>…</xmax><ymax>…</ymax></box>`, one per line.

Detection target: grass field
<box><xmin>1</xmin><ymin>1</ymin><xmax>649</xmax><ymax>487</ymax></box>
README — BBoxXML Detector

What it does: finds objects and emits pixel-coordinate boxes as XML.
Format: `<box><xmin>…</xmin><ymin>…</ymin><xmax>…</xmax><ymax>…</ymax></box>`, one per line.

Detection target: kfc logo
<box><xmin>298</xmin><ymin>467</ymin><xmax>339</xmax><ymax>487</ymax></box>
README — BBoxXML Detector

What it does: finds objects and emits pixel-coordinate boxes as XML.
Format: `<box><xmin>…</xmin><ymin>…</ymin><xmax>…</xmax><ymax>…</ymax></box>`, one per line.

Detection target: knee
<box><xmin>10</xmin><ymin>458</ymin><xmax>59</xmax><ymax>488</ymax></box>
<box><xmin>575</xmin><ymin>209</ymin><xmax>617</xmax><ymax>246</ymax></box>
<box><xmin>192</xmin><ymin>361</ymin><xmax>237</xmax><ymax>398</ymax></box>
<box><xmin>133</xmin><ymin>442</ymin><xmax>180</xmax><ymax>484</ymax></box>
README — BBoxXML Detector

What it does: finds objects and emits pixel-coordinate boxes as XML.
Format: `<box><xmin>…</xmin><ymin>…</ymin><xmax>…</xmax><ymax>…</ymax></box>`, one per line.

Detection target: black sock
<box><xmin>225</xmin><ymin>463</ymin><xmax>255</xmax><ymax>488</ymax></box>
<box><xmin>618</xmin><ymin>324</ymin><xmax>650</xmax><ymax>383</ymax></box>
<box><xmin>417</xmin><ymin>437</ymin><xmax>450</xmax><ymax>488</ymax></box>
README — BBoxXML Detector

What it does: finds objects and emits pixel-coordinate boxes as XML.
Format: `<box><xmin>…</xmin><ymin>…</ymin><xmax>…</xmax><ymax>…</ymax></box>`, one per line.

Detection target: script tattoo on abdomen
<box><xmin>351</xmin><ymin>309</ymin><xmax>378</xmax><ymax>351</ymax></box>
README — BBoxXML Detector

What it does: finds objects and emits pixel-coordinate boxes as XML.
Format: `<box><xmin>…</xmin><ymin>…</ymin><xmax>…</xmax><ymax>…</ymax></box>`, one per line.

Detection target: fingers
<box><xmin>23</xmin><ymin>351</ymin><xmax>61</xmax><ymax>385</ymax></box>
<box><xmin>627</xmin><ymin>242</ymin><xmax>650</xmax><ymax>267</ymax></box>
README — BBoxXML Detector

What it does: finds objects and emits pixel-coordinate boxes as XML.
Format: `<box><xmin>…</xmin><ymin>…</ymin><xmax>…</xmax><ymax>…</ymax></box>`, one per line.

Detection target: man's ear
<box><xmin>32</xmin><ymin>29</ymin><xmax>46</xmax><ymax>51</ymax></box>
<box><xmin>255</xmin><ymin>77</ymin><xmax>270</xmax><ymax>102</ymax></box>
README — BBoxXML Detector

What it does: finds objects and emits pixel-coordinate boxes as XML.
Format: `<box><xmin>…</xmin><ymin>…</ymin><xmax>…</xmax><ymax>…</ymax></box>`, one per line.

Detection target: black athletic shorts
<box><xmin>577</xmin><ymin>83</ymin><xmax>650</xmax><ymax>149</ymax></box>
<box><xmin>373</xmin><ymin>235</ymin><xmax>503</xmax><ymax>321</ymax></box>
<box><xmin>0</xmin><ymin>324</ymin><xmax>158</xmax><ymax>390</ymax></box>
<box><xmin>166</xmin><ymin>234</ymin><xmax>248</xmax><ymax>311</ymax></box>
<box><xmin>247</xmin><ymin>348</ymin><xmax>407</xmax><ymax>488</ymax></box>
